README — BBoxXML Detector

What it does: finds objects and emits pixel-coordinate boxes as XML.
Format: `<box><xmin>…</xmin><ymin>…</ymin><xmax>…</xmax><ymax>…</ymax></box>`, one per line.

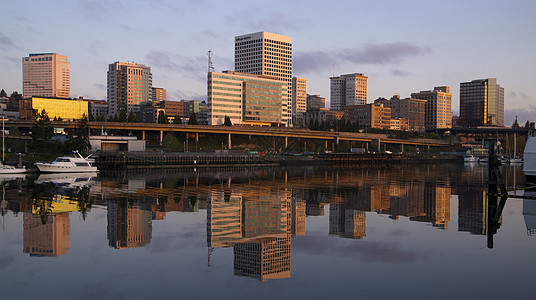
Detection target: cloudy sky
<box><xmin>1</xmin><ymin>0</ymin><xmax>535</xmax><ymax>125</ymax></box>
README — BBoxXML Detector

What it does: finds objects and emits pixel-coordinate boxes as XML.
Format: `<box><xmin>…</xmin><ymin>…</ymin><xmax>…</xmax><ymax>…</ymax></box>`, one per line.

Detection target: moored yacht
<box><xmin>0</xmin><ymin>163</ymin><xmax>26</xmax><ymax>174</ymax></box>
<box><xmin>35</xmin><ymin>151</ymin><xmax>98</xmax><ymax>173</ymax></box>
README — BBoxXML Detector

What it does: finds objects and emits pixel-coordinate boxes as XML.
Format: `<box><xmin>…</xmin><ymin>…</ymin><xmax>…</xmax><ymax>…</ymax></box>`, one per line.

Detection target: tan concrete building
<box><xmin>330</xmin><ymin>73</ymin><xmax>367</xmax><ymax>111</ymax></box>
<box><xmin>107</xmin><ymin>61</ymin><xmax>152</xmax><ymax>117</ymax></box>
<box><xmin>235</xmin><ymin>31</ymin><xmax>292</xmax><ymax>126</ymax></box>
<box><xmin>304</xmin><ymin>108</ymin><xmax>344</xmax><ymax>125</ymax></box>
<box><xmin>22</xmin><ymin>53</ymin><xmax>70</xmax><ymax>98</ymax></box>
<box><xmin>152</xmin><ymin>87</ymin><xmax>166</xmax><ymax>101</ymax></box>
<box><xmin>376</xmin><ymin>95</ymin><xmax>427</xmax><ymax>132</ymax></box>
<box><xmin>306</xmin><ymin>94</ymin><xmax>325</xmax><ymax>111</ymax></box>
<box><xmin>291</xmin><ymin>77</ymin><xmax>307</xmax><ymax>125</ymax></box>
<box><xmin>411</xmin><ymin>86</ymin><xmax>452</xmax><ymax>130</ymax></box>
<box><xmin>344</xmin><ymin>103</ymin><xmax>391</xmax><ymax>129</ymax></box>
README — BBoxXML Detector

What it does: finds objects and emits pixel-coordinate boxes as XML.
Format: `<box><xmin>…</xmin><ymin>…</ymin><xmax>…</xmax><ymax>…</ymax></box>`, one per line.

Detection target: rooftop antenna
<box><xmin>207</xmin><ymin>50</ymin><xmax>215</xmax><ymax>73</ymax></box>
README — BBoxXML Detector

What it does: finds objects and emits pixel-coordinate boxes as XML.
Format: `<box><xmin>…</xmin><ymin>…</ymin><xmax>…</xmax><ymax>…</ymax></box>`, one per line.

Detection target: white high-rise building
<box><xmin>330</xmin><ymin>73</ymin><xmax>367</xmax><ymax>111</ymax></box>
<box><xmin>107</xmin><ymin>61</ymin><xmax>152</xmax><ymax>117</ymax></box>
<box><xmin>22</xmin><ymin>53</ymin><xmax>70</xmax><ymax>98</ymax></box>
<box><xmin>235</xmin><ymin>31</ymin><xmax>292</xmax><ymax>126</ymax></box>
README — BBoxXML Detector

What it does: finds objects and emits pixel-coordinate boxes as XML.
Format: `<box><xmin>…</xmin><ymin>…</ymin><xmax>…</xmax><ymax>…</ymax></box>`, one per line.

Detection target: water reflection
<box><xmin>0</xmin><ymin>163</ymin><xmax>531</xmax><ymax>281</ymax></box>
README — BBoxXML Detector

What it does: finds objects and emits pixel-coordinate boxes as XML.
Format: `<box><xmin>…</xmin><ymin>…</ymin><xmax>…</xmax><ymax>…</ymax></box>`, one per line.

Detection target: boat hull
<box><xmin>35</xmin><ymin>163</ymin><xmax>98</xmax><ymax>173</ymax></box>
<box><xmin>0</xmin><ymin>167</ymin><xmax>26</xmax><ymax>174</ymax></box>
<box><xmin>524</xmin><ymin>136</ymin><xmax>536</xmax><ymax>184</ymax></box>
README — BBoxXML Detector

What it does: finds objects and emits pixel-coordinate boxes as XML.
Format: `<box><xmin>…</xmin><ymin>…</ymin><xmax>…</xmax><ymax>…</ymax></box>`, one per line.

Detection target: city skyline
<box><xmin>1</xmin><ymin>0</ymin><xmax>535</xmax><ymax>125</ymax></box>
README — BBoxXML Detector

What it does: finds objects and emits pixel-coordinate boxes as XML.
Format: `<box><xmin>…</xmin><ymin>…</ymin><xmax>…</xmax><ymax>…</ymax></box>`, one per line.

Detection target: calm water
<box><xmin>0</xmin><ymin>163</ymin><xmax>534</xmax><ymax>299</ymax></box>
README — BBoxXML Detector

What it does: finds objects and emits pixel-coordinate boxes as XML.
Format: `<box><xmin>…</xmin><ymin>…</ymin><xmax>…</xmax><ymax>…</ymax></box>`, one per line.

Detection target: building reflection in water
<box><xmin>207</xmin><ymin>186</ymin><xmax>297</xmax><ymax>281</ymax></box>
<box><xmin>11</xmin><ymin>163</ymin><xmax>527</xmax><ymax>273</ymax></box>
<box><xmin>457</xmin><ymin>164</ymin><xmax>488</xmax><ymax>235</ymax></box>
<box><xmin>107</xmin><ymin>199</ymin><xmax>152</xmax><ymax>249</ymax></box>
<box><xmin>23</xmin><ymin>212</ymin><xmax>70</xmax><ymax>257</ymax></box>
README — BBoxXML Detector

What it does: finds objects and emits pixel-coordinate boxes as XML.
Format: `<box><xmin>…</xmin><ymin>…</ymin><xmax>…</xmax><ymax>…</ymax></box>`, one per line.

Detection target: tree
<box><xmin>525</xmin><ymin>120</ymin><xmax>532</xmax><ymax>129</ymax></box>
<box><xmin>66</xmin><ymin>115</ymin><xmax>91</xmax><ymax>155</ymax></box>
<box><xmin>157</xmin><ymin>111</ymin><xmax>168</xmax><ymax>124</ymax></box>
<box><xmin>224</xmin><ymin>115</ymin><xmax>232</xmax><ymax>126</ymax></box>
<box><xmin>118</xmin><ymin>110</ymin><xmax>127</xmax><ymax>122</ymax></box>
<box><xmin>127</xmin><ymin>110</ymin><xmax>138</xmax><ymax>122</ymax></box>
<box><xmin>30</xmin><ymin>109</ymin><xmax>54</xmax><ymax>152</ymax></box>
<box><xmin>188</xmin><ymin>113</ymin><xmax>198</xmax><ymax>125</ymax></box>
<box><xmin>8</xmin><ymin>91</ymin><xmax>22</xmax><ymax>111</ymax></box>
<box><xmin>96</xmin><ymin>115</ymin><xmax>106</xmax><ymax>122</ymax></box>
<box><xmin>89</xmin><ymin>113</ymin><xmax>95</xmax><ymax>122</ymax></box>
<box><xmin>172</xmin><ymin>115</ymin><xmax>182</xmax><ymax>124</ymax></box>
<box><xmin>0</xmin><ymin>89</ymin><xmax>7</xmax><ymax>98</ymax></box>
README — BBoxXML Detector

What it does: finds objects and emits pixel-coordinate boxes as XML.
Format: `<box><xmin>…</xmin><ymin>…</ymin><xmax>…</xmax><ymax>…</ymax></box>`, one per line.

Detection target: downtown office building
<box><xmin>22</xmin><ymin>53</ymin><xmax>70</xmax><ymax>99</ymax></box>
<box><xmin>330</xmin><ymin>73</ymin><xmax>368</xmax><ymax>111</ymax></box>
<box><xmin>207</xmin><ymin>71</ymin><xmax>287</xmax><ymax>126</ymax></box>
<box><xmin>107</xmin><ymin>61</ymin><xmax>152</xmax><ymax>117</ymax></box>
<box><xmin>235</xmin><ymin>31</ymin><xmax>293</xmax><ymax>126</ymax></box>
<box><xmin>459</xmin><ymin>78</ymin><xmax>504</xmax><ymax>127</ymax></box>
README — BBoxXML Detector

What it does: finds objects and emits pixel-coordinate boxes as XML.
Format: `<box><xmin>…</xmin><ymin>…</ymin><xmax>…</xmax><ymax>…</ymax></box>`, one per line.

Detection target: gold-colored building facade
<box><xmin>20</xmin><ymin>97</ymin><xmax>89</xmax><ymax>120</ymax></box>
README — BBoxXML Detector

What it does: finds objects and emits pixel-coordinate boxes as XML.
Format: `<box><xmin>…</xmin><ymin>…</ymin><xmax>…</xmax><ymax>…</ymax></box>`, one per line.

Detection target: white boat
<box><xmin>464</xmin><ymin>154</ymin><xmax>479</xmax><ymax>163</ymax></box>
<box><xmin>523</xmin><ymin>135</ymin><xmax>536</xmax><ymax>184</ymax></box>
<box><xmin>509</xmin><ymin>156</ymin><xmax>523</xmax><ymax>164</ymax></box>
<box><xmin>35</xmin><ymin>151</ymin><xmax>98</xmax><ymax>173</ymax></box>
<box><xmin>478</xmin><ymin>156</ymin><xmax>489</xmax><ymax>163</ymax></box>
<box><xmin>0</xmin><ymin>163</ymin><xmax>26</xmax><ymax>174</ymax></box>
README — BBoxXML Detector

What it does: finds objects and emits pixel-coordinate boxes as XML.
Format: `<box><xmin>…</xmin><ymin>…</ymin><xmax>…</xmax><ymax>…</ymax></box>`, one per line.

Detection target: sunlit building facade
<box><xmin>22</xmin><ymin>53</ymin><xmax>70</xmax><ymax>98</ymax></box>
<box><xmin>330</xmin><ymin>73</ymin><xmax>367</xmax><ymax>111</ymax></box>
<box><xmin>411</xmin><ymin>86</ymin><xmax>452</xmax><ymax>130</ymax></box>
<box><xmin>306</xmin><ymin>94</ymin><xmax>325</xmax><ymax>111</ymax></box>
<box><xmin>19</xmin><ymin>97</ymin><xmax>89</xmax><ymax>120</ymax></box>
<box><xmin>235</xmin><ymin>31</ymin><xmax>293</xmax><ymax>126</ymax></box>
<box><xmin>459</xmin><ymin>78</ymin><xmax>504</xmax><ymax>127</ymax></box>
<box><xmin>291</xmin><ymin>77</ymin><xmax>307</xmax><ymax>125</ymax></box>
<box><xmin>152</xmin><ymin>87</ymin><xmax>166</xmax><ymax>102</ymax></box>
<box><xmin>107</xmin><ymin>61</ymin><xmax>152</xmax><ymax>117</ymax></box>
<box><xmin>207</xmin><ymin>71</ymin><xmax>287</xmax><ymax>126</ymax></box>
<box><xmin>344</xmin><ymin>103</ymin><xmax>391</xmax><ymax>129</ymax></box>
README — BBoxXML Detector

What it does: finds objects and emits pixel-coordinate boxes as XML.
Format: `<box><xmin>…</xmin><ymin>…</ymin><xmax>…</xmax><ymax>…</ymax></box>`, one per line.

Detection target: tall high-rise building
<box><xmin>107</xmin><ymin>61</ymin><xmax>152</xmax><ymax>117</ymax></box>
<box><xmin>235</xmin><ymin>31</ymin><xmax>292</xmax><ymax>126</ymax></box>
<box><xmin>411</xmin><ymin>86</ymin><xmax>452</xmax><ymax>130</ymax></box>
<box><xmin>291</xmin><ymin>77</ymin><xmax>307</xmax><ymax>125</ymax></box>
<box><xmin>22</xmin><ymin>53</ymin><xmax>70</xmax><ymax>98</ymax></box>
<box><xmin>459</xmin><ymin>78</ymin><xmax>504</xmax><ymax>126</ymax></box>
<box><xmin>330</xmin><ymin>73</ymin><xmax>367</xmax><ymax>111</ymax></box>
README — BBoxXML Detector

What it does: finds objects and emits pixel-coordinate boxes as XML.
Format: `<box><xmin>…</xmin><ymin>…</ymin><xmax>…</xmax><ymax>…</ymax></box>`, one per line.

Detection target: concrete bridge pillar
<box><xmin>377</xmin><ymin>139</ymin><xmax>381</xmax><ymax>152</ymax></box>
<box><xmin>285</xmin><ymin>136</ymin><xmax>288</xmax><ymax>149</ymax></box>
<box><xmin>160</xmin><ymin>130</ymin><xmax>163</xmax><ymax>145</ymax></box>
<box><xmin>228</xmin><ymin>133</ymin><xmax>232</xmax><ymax>150</ymax></box>
<box><xmin>142</xmin><ymin>130</ymin><xmax>145</xmax><ymax>140</ymax></box>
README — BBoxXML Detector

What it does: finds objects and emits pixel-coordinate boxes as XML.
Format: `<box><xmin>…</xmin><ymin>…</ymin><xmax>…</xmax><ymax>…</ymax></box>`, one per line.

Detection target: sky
<box><xmin>1</xmin><ymin>0</ymin><xmax>535</xmax><ymax>125</ymax></box>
